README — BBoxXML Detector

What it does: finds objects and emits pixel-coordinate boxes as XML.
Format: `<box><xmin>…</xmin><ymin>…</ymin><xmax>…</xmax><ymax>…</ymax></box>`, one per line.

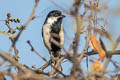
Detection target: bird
<box><xmin>42</xmin><ymin>10</ymin><xmax>65</xmax><ymax>60</ymax></box>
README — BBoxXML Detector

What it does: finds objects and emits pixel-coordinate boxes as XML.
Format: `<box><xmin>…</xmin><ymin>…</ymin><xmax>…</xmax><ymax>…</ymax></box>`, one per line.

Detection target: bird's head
<box><xmin>45</xmin><ymin>10</ymin><xmax>65</xmax><ymax>25</ymax></box>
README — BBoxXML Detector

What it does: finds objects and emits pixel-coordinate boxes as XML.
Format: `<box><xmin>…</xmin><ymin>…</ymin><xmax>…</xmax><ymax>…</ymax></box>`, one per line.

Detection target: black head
<box><xmin>47</xmin><ymin>10</ymin><xmax>65</xmax><ymax>18</ymax></box>
<box><xmin>44</xmin><ymin>10</ymin><xmax>65</xmax><ymax>25</ymax></box>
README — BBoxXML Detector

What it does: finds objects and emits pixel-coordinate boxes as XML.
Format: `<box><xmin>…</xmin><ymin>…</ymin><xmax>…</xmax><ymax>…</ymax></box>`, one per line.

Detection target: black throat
<box><xmin>51</xmin><ymin>19</ymin><xmax>62</xmax><ymax>34</ymax></box>
<box><xmin>51</xmin><ymin>19</ymin><xmax>62</xmax><ymax>57</ymax></box>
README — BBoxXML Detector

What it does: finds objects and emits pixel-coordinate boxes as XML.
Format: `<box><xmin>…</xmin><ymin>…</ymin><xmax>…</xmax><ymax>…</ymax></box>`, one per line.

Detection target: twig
<box><xmin>27</xmin><ymin>40</ymin><xmax>47</xmax><ymax>62</ymax></box>
<box><xmin>70</xmin><ymin>1</ymin><xmax>85</xmax><ymax>79</ymax></box>
<box><xmin>12</xmin><ymin>0</ymin><xmax>39</xmax><ymax>47</ymax></box>
<box><xmin>0</xmin><ymin>51</ymin><xmax>33</xmax><ymax>74</ymax></box>
<box><xmin>5</xmin><ymin>13</ymin><xmax>15</xmax><ymax>34</ymax></box>
<box><xmin>49</xmin><ymin>57</ymin><xmax>66</xmax><ymax>77</ymax></box>
<box><xmin>49</xmin><ymin>0</ymin><xmax>69</xmax><ymax>14</ymax></box>
<box><xmin>2</xmin><ymin>71</ymin><xmax>17</xmax><ymax>80</ymax></box>
<box><xmin>49</xmin><ymin>38</ymin><xmax>66</xmax><ymax>77</ymax></box>
<box><xmin>103</xmin><ymin>56</ymin><xmax>111</xmax><ymax>70</ymax></box>
<box><xmin>37</xmin><ymin>61</ymin><xmax>51</xmax><ymax>72</ymax></box>
<box><xmin>63</xmin><ymin>50</ymin><xmax>120</xmax><ymax>60</ymax></box>
<box><xmin>93</xmin><ymin>0</ymin><xmax>99</xmax><ymax>35</ymax></box>
<box><xmin>78</xmin><ymin>35</ymin><xmax>90</xmax><ymax>62</ymax></box>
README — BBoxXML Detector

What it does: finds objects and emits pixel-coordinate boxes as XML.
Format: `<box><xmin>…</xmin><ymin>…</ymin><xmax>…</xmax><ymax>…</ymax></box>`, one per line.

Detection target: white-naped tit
<box><xmin>42</xmin><ymin>10</ymin><xmax>65</xmax><ymax>58</ymax></box>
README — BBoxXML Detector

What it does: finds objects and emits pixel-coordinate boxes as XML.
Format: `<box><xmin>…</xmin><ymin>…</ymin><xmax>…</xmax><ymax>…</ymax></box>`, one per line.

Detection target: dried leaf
<box><xmin>91</xmin><ymin>60</ymin><xmax>103</xmax><ymax>74</ymax></box>
<box><xmin>90</xmin><ymin>33</ymin><xmax>106</xmax><ymax>62</ymax></box>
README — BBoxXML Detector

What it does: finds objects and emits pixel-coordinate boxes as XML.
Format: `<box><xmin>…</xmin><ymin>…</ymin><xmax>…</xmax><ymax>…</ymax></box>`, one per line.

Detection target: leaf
<box><xmin>90</xmin><ymin>33</ymin><xmax>106</xmax><ymax>62</ymax></box>
<box><xmin>91</xmin><ymin>60</ymin><xmax>103</xmax><ymax>74</ymax></box>
<box><xmin>8</xmin><ymin>33</ymin><xmax>14</xmax><ymax>38</ymax></box>
<box><xmin>0</xmin><ymin>30</ymin><xmax>7</xmax><ymax>35</ymax></box>
<box><xmin>16</xmin><ymin>26</ymin><xmax>22</xmax><ymax>30</ymax></box>
<box><xmin>12</xmin><ymin>54</ymin><xmax>20</xmax><ymax>61</ymax></box>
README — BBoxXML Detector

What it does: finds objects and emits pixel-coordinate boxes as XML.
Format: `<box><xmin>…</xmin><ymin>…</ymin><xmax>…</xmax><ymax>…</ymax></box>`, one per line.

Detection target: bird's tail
<box><xmin>49</xmin><ymin>51</ymin><xmax>62</xmax><ymax>77</ymax></box>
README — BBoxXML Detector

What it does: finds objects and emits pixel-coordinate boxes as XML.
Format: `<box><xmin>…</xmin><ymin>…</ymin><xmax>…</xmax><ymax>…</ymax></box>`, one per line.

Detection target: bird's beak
<box><xmin>62</xmin><ymin>15</ymin><xmax>65</xmax><ymax>18</ymax></box>
<box><xmin>60</xmin><ymin>15</ymin><xmax>65</xmax><ymax>18</ymax></box>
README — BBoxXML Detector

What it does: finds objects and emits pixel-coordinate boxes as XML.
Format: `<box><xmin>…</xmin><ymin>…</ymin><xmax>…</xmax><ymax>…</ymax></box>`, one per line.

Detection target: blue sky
<box><xmin>0</xmin><ymin>0</ymin><xmax>120</xmax><ymax>79</ymax></box>
<box><xmin>0</xmin><ymin>0</ymin><xmax>74</xmax><ymax>75</ymax></box>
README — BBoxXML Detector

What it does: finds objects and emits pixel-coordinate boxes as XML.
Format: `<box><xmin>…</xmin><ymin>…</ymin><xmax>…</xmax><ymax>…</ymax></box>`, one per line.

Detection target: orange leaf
<box><xmin>90</xmin><ymin>33</ymin><xmax>106</xmax><ymax>62</ymax></box>
<box><xmin>91</xmin><ymin>60</ymin><xmax>103</xmax><ymax>74</ymax></box>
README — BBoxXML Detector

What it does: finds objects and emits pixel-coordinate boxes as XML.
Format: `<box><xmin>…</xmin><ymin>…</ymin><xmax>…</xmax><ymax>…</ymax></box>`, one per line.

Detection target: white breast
<box><xmin>42</xmin><ymin>17</ymin><xmax>59</xmax><ymax>51</ymax></box>
<box><xmin>42</xmin><ymin>24</ymin><xmax>51</xmax><ymax>51</ymax></box>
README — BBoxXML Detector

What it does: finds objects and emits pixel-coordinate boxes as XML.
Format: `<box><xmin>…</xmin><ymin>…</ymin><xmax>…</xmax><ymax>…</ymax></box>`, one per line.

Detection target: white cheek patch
<box><xmin>47</xmin><ymin>17</ymin><xmax>58</xmax><ymax>25</ymax></box>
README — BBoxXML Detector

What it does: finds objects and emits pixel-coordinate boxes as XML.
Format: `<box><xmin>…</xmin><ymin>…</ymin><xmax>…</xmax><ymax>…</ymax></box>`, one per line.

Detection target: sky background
<box><xmin>0</xmin><ymin>0</ymin><xmax>120</xmax><ymax>79</ymax></box>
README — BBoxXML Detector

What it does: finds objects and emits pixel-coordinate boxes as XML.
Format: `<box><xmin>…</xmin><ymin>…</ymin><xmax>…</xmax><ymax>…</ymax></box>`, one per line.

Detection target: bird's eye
<box><xmin>55</xmin><ymin>14</ymin><xmax>58</xmax><ymax>17</ymax></box>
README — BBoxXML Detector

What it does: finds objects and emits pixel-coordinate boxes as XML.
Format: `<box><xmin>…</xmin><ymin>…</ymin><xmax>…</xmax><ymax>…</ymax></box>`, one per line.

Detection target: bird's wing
<box><xmin>42</xmin><ymin>25</ymin><xmax>43</xmax><ymax>38</ymax></box>
<box><xmin>59</xmin><ymin>24</ymin><xmax>64</xmax><ymax>48</ymax></box>
<box><xmin>42</xmin><ymin>24</ymin><xmax>51</xmax><ymax>51</ymax></box>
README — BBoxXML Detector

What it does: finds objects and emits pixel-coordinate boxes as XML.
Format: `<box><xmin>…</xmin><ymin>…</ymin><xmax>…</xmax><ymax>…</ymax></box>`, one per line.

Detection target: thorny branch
<box><xmin>0</xmin><ymin>0</ymin><xmax>120</xmax><ymax>80</ymax></box>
